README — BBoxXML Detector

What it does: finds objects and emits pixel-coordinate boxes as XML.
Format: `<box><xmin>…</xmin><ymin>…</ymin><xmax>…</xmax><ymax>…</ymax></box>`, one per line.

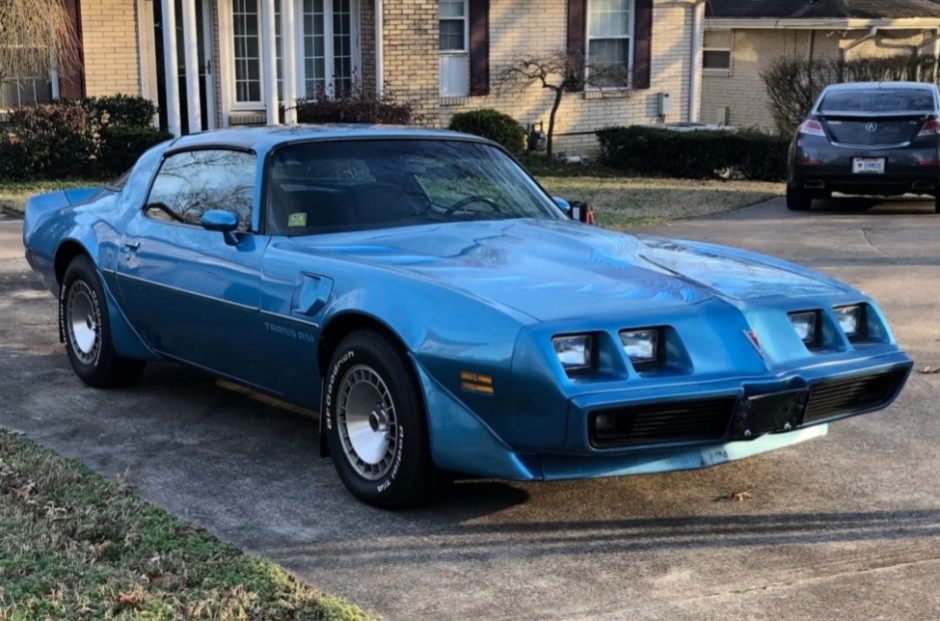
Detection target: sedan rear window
<box><xmin>819</xmin><ymin>88</ymin><xmax>936</xmax><ymax>114</ymax></box>
<box><xmin>265</xmin><ymin>139</ymin><xmax>561</xmax><ymax>235</ymax></box>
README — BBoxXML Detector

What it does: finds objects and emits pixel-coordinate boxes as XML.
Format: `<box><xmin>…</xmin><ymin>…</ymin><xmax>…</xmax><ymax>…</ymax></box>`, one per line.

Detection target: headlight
<box><xmin>619</xmin><ymin>328</ymin><xmax>660</xmax><ymax>365</ymax></box>
<box><xmin>834</xmin><ymin>305</ymin><xmax>863</xmax><ymax>339</ymax></box>
<box><xmin>552</xmin><ymin>334</ymin><xmax>593</xmax><ymax>372</ymax></box>
<box><xmin>788</xmin><ymin>311</ymin><xmax>818</xmax><ymax>345</ymax></box>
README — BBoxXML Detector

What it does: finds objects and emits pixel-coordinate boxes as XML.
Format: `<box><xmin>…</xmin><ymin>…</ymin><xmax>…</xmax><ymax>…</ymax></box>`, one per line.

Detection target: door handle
<box><xmin>123</xmin><ymin>240</ymin><xmax>141</xmax><ymax>250</ymax></box>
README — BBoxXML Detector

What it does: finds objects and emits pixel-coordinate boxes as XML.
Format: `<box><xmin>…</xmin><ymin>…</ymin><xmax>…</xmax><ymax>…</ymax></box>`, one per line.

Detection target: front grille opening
<box><xmin>803</xmin><ymin>368</ymin><xmax>909</xmax><ymax>424</ymax></box>
<box><xmin>589</xmin><ymin>398</ymin><xmax>736</xmax><ymax>448</ymax></box>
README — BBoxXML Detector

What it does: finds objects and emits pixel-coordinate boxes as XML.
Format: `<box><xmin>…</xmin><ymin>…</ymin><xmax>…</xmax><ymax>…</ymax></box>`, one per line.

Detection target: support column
<box><xmin>181</xmin><ymin>0</ymin><xmax>203</xmax><ymax>132</ymax></box>
<box><xmin>261</xmin><ymin>0</ymin><xmax>280</xmax><ymax>125</ymax></box>
<box><xmin>161</xmin><ymin>0</ymin><xmax>182</xmax><ymax>136</ymax></box>
<box><xmin>281</xmin><ymin>0</ymin><xmax>298</xmax><ymax>123</ymax></box>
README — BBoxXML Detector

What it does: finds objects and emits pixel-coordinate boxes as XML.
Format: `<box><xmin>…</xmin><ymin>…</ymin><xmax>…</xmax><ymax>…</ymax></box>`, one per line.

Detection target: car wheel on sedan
<box><xmin>786</xmin><ymin>185</ymin><xmax>813</xmax><ymax>211</ymax></box>
<box><xmin>324</xmin><ymin>330</ymin><xmax>439</xmax><ymax>509</ymax></box>
<box><xmin>935</xmin><ymin>194</ymin><xmax>940</xmax><ymax>214</ymax></box>
<box><xmin>61</xmin><ymin>255</ymin><xmax>146</xmax><ymax>388</ymax></box>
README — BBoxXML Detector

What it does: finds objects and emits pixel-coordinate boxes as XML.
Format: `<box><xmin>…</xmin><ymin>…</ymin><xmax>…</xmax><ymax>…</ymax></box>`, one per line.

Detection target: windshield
<box><xmin>818</xmin><ymin>88</ymin><xmax>936</xmax><ymax>114</ymax></box>
<box><xmin>265</xmin><ymin>139</ymin><xmax>562</xmax><ymax>235</ymax></box>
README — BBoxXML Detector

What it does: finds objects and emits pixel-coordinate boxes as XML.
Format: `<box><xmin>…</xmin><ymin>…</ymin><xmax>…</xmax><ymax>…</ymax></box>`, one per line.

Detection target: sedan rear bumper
<box><xmin>791</xmin><ymin>137</ymin><xmax>940</xmax><ymax>196</ymax></box>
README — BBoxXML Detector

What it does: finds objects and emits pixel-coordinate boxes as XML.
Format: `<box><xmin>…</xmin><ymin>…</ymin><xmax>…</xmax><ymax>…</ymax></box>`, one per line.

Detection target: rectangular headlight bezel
<box><xmin>834</xmin><ymin>304</ymin><xmax>866</xmax><ymax>341</ymax></box>
<box><xmin>788</xmin><ymin>310</ymin><xmax>821</xmax><ymax>348</ymax></box>
<box><xmin>552</xmin><ymin>334</ymin><xmax>595</xmax><ymax>374</ymax></box>
<box><xmin>619</xmin><ymin>327</ymin><xmax>662</xmax><ymax>369</ymax></box>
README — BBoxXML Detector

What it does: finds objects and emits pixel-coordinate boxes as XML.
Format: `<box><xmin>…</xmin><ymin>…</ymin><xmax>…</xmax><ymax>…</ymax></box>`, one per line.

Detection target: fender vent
<box><xmin>803</xmin><ymin>368</ymin><xmax>909</xmax><ymax>424</ymax></box>
<box><xmin>589</xmin><ymin>398</ymin><xmax>736</xmax><ymax>448</ymax></box>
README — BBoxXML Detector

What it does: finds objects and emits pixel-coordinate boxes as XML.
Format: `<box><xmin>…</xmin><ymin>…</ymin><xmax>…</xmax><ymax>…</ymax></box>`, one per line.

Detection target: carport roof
<box><xmin>705</xmin><ymin>0</ymin><xmax>940</xmax><ymax>20</ymax></box>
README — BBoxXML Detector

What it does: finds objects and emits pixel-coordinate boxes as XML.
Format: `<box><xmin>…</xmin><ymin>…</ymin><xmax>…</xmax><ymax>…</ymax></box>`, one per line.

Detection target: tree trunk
<box><xmin>546</xmin><ymin>86</ymin><xmax>564</xmax><ymax>160</ymax></box>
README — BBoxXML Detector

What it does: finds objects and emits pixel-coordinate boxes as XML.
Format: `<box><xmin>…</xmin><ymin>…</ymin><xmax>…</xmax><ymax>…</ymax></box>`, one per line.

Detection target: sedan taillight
<box><xmin>917</xmin><ymin>117</ymin><xmax>940</xmax><ymax>137</ymax></box>
<box><xmin>798</xmin><ymin>119</ymin><xmax>826</xmax><ymax>137</ymax></box>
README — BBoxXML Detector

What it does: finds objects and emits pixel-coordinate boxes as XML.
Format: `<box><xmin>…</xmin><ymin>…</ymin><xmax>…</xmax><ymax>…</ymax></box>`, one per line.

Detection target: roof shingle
<box><xmin>706</xmin><ymin>0</ymin><xmax>940</xmax><ymax>20</ymax></box>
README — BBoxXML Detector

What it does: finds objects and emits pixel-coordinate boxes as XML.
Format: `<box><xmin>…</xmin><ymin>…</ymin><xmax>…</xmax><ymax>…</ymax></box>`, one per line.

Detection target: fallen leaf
<box><xmin>918</xmin><ymin>366</ymin><xmax>940</xmax><ymax>375</ymax></box>
<box><xmin>715</xmin><ymin>490</ymin><xmax>753</xmax><ymax>502</ymax></box>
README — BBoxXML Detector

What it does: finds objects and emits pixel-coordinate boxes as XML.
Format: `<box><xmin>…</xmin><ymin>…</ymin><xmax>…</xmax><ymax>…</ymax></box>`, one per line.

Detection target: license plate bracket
<box><xmin>852</xmin><ymin>157</ymin><xmax>886</xmax><ymax>174</ymax></box>
<box><xmin>730</xmin><ymin>389</ymin><xmax>808</xmax><ymax>441</ymax></box>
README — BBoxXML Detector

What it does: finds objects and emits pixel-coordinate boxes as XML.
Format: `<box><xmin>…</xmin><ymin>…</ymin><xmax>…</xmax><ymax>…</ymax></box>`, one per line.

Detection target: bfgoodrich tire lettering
<box><xmin>324</xmin><ymin>330</ymin><xmax>438</xmax><ymax>508</ymax></box>
<box><xmin>61</xmin><ymin>255</ymin><xmax>145</xmax><ymax>388</ymax></box>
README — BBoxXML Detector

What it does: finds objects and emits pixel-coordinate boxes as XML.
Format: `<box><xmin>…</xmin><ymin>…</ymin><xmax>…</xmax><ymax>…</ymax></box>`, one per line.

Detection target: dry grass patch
<box><xmin>0</xmin><ymin>430</ymin><xmax>374</xmax><ymax>621</ymax></box>
<box><xmin>538</xmin><ymin>176</ymin><xmax>783</xmax><ymax>229</ymax></box>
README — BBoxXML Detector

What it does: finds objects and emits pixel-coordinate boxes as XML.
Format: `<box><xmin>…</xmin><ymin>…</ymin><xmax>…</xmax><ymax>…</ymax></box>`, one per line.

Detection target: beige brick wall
<box><xmin>81</xmin><ymin>0</ymin><xmax>143</xmax><ymax>96</ymax></box>
<box><xmin>701</xmin><ymin>28</ymin><xmax>934</xmax><ymax>132</ymax></box>
<box><xmin>381</xmin><ymin>0</ymin><xmax>698</xmax><ymax>152</ymax></box>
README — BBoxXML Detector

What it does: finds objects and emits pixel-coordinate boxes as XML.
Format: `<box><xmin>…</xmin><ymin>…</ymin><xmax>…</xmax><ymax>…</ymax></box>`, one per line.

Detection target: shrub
<box><xmin>0</xmin><ymin>95</ymin><xmax>161</xmax><ymax>179</ymax></box>
<box><xmin>97</xmin><ymin>125</ymin><xmax>172</xmax><ymax>177</ymax></box>
<box><xmin>762</xmin><ymin>56</ymin><xmax>940</xmax><ymax>135</ymax></box>
<box><xmin>3</xmin><ymin>101</ymin><xmax>98</xmax><ymax>178</ymax></box>
<box><xmin>82</xmin><ymin>94</ymin><xmax>158</xmax><ymax>127</ymax></box>
<box><xmin>294</xmin><ymin>90</ymin><xmax>415</xmax><ymax>124</ymax></box>
<box><xmin>448</xmin><ymin>109</ymin><xmax>527</xmax><ymax>154</ymax></box>
<box><xmin>596</xmin><ymin>126</ymin><xmax>789</xmax><ymax>181</ymax></box>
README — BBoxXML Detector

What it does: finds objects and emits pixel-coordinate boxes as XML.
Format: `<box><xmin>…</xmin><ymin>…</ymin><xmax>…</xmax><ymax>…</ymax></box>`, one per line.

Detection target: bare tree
<box><xmin>0</xmin><ymin>0</ymin><xmax>79</xmax><ymax>89</ymax></box>
<box><xmin>495</xmin><ymin>50</ymin><xmax>626</xmax><ymax>159</ymax></box>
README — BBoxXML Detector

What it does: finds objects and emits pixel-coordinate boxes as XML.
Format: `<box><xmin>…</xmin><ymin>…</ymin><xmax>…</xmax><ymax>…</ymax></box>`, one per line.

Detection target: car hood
<box><xmin>284</xmin><ymin>219</ymin><xmax>850</xmax><ymax>322</ymax></box>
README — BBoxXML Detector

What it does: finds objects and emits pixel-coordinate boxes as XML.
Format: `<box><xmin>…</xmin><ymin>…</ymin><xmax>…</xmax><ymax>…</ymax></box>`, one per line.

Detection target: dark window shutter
<box><xmin>468</xmin><ymin>0</ymin><xmax>489</xmax><ymax>96</ymax></box>
<box><xmin>59</xmin><ymin>0</ymin><xmax>85</xmax><ymax>98</ymax></box>
<box><xmin>566</xmin><ymin>0</ymin><xmax>587</xmax><ymax>91</ymax></box>
<box><xmin>633</xmin><ymin>0</ymin><xmax>653</xmax><ymax>90</ymax></box>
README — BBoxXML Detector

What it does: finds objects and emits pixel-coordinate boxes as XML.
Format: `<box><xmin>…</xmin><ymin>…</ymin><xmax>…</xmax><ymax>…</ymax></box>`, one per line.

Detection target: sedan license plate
<box><xmin>852</xmin><ymin>157</ymin><xmax>885</xmax><ymax>174</ymax></box>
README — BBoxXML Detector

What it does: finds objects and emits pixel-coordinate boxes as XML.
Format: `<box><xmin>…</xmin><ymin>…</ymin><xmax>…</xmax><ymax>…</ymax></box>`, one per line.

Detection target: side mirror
<box><xmin>553</xmin><ymin>196</ymin><xmax>594</xmax><ymax>224</ymax></box>
<box><xmin>200</xmin><ymin>209</ymin><xmax>240</xmax><ymax>245</ymax></box>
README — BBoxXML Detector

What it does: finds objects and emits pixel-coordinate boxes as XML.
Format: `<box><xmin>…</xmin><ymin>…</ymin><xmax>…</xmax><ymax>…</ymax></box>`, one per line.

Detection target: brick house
<box><xmin>9</xmin><ymin>0</ymin><xmax>708</xmax><ymax>152</ymax></box>
<box><xmin>701</xmin><ymin>0</ymin><xmax>940</xmax><ymax>131</ymax></box>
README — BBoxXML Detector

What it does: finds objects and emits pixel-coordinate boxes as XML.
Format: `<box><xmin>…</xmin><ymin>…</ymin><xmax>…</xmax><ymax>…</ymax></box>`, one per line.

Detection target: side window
<box><xmin>145</xmin><ymin>150</ymin><xmax>256</xmax><ymax>231</ymax></box>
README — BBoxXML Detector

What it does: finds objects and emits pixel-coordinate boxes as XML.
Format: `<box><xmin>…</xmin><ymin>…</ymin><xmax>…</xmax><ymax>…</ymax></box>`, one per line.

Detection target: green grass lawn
<box><xmin>0</xmin><ymin>430</ymin><xmax>373</xmax><ymax>621</ymax></box>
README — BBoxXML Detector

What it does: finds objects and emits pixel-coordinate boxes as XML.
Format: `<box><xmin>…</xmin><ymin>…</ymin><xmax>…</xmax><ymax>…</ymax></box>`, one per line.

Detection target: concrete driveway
<box><xmin>1</xmin><ymin>196</ymin><xmax>939</xmax><ymax>620</ymax></box>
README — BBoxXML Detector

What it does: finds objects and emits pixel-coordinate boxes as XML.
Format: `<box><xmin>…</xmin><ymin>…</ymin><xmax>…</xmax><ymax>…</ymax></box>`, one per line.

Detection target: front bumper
<box><xmin>418</xmin><ymin>353</ymin><xmax>912</xmax><ymax>482</ymax></box>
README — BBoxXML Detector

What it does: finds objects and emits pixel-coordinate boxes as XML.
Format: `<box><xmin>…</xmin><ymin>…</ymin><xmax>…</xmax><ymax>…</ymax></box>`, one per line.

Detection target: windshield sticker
<box><xmin>288</xmin><ymin>212</ymin><xmax>307</xmax><ymax>227</ymax></box>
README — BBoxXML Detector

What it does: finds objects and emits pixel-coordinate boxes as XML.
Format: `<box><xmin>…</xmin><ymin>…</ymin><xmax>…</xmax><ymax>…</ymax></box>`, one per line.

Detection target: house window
<box><xmin>0</xmin><ymin>76</ymin><xmax>53</xmax><ymax>110</ymax></box>
<box><xmin>703</xmin><ymin>30</ymin><xmax>732</xmax><ymax>72</ymax></box>
<box><xmin>298</xmin><ymin>0</ymin><xmax>354</xmax><ymax>98</ymax></box>
<box><xmin>586</xmin><ymin>0</ymin><xmax>634</xmax><ymax>87</ymax></box>
<box><xmin>232</xmin><ymin>0</ymin><xmax>262</xmax><ymax>103</ymax></box>
<box><xmin>230</xmin><ymin>0</ymin><xmax>357</xmax><ymax>107</ymax></box>
<box><xmin>439</xmin><ymin>0</ymin><xmax>469</xmax><ymax>97</ymax></box>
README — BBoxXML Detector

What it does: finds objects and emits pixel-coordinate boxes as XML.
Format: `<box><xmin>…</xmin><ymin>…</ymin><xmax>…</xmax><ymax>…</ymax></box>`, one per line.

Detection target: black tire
<box><xmin>61</xmin><ymin>255</ymin><xmax>146</xmax><ymax>388</ymax></box>
<box><xmin>324</xmin><ymin>330</ymin><xmax>438</xmax><ymax>509</ymax></box>
<box><xmin>786</xmin><ymin>185</ymin><xmax>813</xmax><ymax>211</ymax></box>
<box><xmin>934</xmin><ymin>194</ymin><xmax>940</xmax><ymax>214</ymax></box>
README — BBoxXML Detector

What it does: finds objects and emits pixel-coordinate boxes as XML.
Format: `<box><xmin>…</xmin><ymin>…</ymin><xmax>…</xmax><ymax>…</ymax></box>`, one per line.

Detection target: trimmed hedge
<box><xmin>0</xmin><ymin>96</ymin><xmax>169</xmax><ymax>180</ymax></box>
<box><xmin>448</xmin><ymin>109</ymin><xmax>526</xmax><ymax>154</ymax></box>
<box><xmin>596</xmin><ymin>126</ymin><xmax>789</xmax><ymax>181</ymax></box>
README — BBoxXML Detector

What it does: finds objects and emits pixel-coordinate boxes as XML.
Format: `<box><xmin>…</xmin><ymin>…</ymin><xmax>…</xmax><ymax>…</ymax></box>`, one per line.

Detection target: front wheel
<box><xmin>324</xmin><ymin>331</ymin><xmax>439</xmax><ymax>508</ymax></box>
<box><xmin>61</xmin><ymin>255</ymin><xmax>146</xmax><ymax>388</ymax></box>
<box><xmin>786</xmin><ymin>185</ymin><xmax>813</xmax><ymax>211</ymax></box>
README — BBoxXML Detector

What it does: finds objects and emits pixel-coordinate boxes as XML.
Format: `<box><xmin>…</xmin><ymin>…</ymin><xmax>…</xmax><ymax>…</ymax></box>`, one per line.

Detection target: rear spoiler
<box><xmin>22</xmin><ymin>186</ymin><xmax>102</xmax><ymax>246</ymax></box>
<box><xmin>815</xmin><ymin>110</ymin><xmax>936</xmax><ymax>118</ymax></box>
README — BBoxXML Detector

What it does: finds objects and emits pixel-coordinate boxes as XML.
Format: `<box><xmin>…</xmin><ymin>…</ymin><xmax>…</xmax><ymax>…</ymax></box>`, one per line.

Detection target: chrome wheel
<box><xmin>66</xmin><ymin>281</ymin><xmax>100</xmax><ymax>365</ymax></box>
<box><xmin>337</xmin><ymin>364</ymin><xmax>399</xmax><ymax>480</ymax></box>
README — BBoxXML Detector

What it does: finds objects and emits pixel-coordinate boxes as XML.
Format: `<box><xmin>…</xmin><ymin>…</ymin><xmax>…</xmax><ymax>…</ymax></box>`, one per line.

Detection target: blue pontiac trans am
<box><xmin>22</xmin><ymin>126</ymin><xmax>912</xmax><ymax>508</ymax></box>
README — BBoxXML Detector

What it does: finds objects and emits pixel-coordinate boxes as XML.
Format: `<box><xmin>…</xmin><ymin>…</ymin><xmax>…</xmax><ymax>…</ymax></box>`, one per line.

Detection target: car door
<box><xmin>115</xmin><ymin>147</ymin><xmax>276</xmax><ymax>391</ymax></box>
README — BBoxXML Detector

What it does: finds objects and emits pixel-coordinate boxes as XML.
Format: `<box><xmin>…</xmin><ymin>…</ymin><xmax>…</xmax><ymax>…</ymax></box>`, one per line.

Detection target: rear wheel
<box><xmin>786</xmin><ymin>185</ymin><xmax>813</xmax><ymax>211</ymax></box>
<box><xmin>61</xmin><ymin>255</ymin><xmax>146</xmax><ymax>387</ymax></box>
<box><xmin>324</xmin><ymin>330</ymin><xmax>439</xmax><ymax>508</ymax></box>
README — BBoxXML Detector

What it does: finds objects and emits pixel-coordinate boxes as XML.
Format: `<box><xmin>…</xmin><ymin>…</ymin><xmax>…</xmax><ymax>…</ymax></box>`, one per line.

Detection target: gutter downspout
<box><xmin>375</xmin><ymin>0</ymin><xmax>384</xmax><ymax>96</ymax></box>
<box><xmin>689</xmin><ymin>0</ymin><xmax>705</xmax><ymax>123</ymax></box>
